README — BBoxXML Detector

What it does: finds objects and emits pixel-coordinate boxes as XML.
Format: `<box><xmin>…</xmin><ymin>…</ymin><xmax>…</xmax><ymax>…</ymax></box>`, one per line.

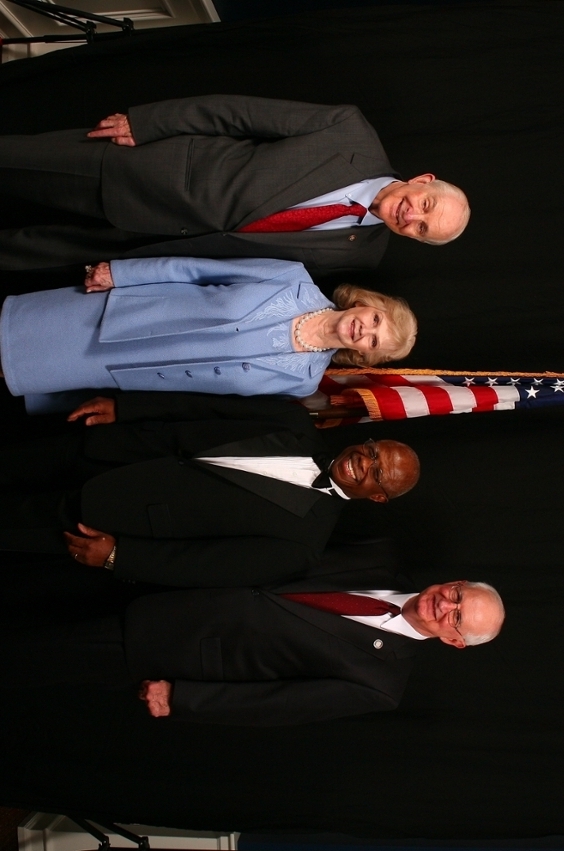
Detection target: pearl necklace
<box><xmin>294</xmin><ymin>307</ymin><xmax>335</xmax><ymax>352</ymax></box>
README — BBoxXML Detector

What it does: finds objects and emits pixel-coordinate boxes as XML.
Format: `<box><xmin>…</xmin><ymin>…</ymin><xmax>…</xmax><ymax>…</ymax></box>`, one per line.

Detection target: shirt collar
<box><xmin>346</xmin><ymin>177</ymin><xmax>398</xmax><ymax>226</ymax></box>
<box><xmin>380</xmin><ymin>593</ymin><xmax>428</xmax><ymax>639</ymax></box>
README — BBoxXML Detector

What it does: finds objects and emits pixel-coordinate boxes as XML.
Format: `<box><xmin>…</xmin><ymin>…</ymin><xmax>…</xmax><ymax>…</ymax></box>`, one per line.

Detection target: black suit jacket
<box><xmin>78</xmin><ymin>392</ymin><xmax>345</xmax><ymax>586</ymax></box>
<box><xmin>124</xmin><ymin>543</ymin><xmax>419</xmax><ymax>726</ymax></box>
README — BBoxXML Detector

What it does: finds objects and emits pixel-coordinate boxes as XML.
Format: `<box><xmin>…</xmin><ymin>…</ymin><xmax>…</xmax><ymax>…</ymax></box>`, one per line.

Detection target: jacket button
<box><xmin>242</xmin><ymin>363</ymin><xmax>251</xmax><ymax>371</ymax></box>
<box><xmin>180</xmin><ymin>228</ymin><xmax>189</xmax><ymax>235</ymax></box>
<box><xmin>348</xmin><ymin>235</ymin><xmax>357</xmax><ymax>242</ymax></box>
<box><xmin>185</xmin><ymin>370</ymin><xmax>192</xmax><ymax>378</ymax></box>
<box><xmin>214</xmin><ymin>367</ymin><xmax>221</xmax><ymax>374</ymax></box>
<box><xmin>157</xmin><ymin>372</ymin><xmax>165</xmax><ymax>379</ymax></box>
<box><xmin>373</xmin><ymin>639</ymin><xmax>383</xmax><ymax>649</ymax></box>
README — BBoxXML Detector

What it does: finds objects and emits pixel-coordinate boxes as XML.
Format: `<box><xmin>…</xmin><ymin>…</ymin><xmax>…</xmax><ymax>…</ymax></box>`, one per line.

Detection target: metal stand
<box><xmin>67</xmin><ymin>817</ymin><xmax>150</xmax><ymax>851</ymax></box>
<box><xmin>0</xmin><ymin>0</ymin><xmax>134</xmax><ymax>59</ymax></box>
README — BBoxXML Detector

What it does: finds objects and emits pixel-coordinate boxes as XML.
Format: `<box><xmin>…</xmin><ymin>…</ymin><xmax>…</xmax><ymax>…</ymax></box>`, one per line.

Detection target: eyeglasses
<box><xmin>363</xmin><ymin>439</ymin><xmax>390</xmax><ymax>501</ymax></box>
<box><xmin>447</xmin><ymin>582</ymin><xmax>466</xmax><ymax>636</ymax></box>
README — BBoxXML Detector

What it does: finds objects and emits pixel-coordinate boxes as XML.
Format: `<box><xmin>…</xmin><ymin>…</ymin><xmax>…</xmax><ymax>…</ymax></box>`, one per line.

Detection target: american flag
<box><xmin>310</xmin><ymin>369</ymin><xmax>564</xmax><ymax>425</ymax></box>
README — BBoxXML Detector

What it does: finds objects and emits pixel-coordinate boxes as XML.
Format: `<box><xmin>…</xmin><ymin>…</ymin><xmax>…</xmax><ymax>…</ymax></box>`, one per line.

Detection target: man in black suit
<box><xmin>0</xmin><ymin>95</ymin><xmax>469</xmax><ymax>277</ymax></box>
<box><xmin>0</xmin><ymin>393</ymin><xmax>420</xmax><ymax>587</ymax></box>
<box><xmin>0</xmin><ymin>543</ymin><xmax>505</xmax><ymax>726</ymax></box>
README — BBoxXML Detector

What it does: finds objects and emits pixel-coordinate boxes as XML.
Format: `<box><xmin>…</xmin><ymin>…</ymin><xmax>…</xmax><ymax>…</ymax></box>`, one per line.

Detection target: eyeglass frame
<box><xmin>363</xmin><ymin>439</ymin><xmax>391</xmax><ymax>502</ymax></box>
<box><xmin>446</xmin><ymin>581</ymin><xmax>467</xmax><ymax>638</ymax></box>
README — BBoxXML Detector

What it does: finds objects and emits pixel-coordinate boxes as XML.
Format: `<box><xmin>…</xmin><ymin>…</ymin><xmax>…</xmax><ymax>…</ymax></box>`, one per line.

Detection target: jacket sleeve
<box><xmin>170</xmin><ymin>678</ymin><xmax>399</xmax><ymax>726</ymax></box>
<box><xmin>128</xmin><ymin>94</ymin><xmax>364</xmax><ymax>145</ymax></box>
<box><xmin>114</xmin><ymin>390</ymin><xmax>315</xmax><ymax>430</ymax></box>
<box><xmin>109</xmin><ymin>256</ymin><xmax>307</xmax><ymax>288</ymax></box>
<box><xmin>113</xmin><ymin>536</ymin><xmax>319</xmax><ymax>587</ymax></box>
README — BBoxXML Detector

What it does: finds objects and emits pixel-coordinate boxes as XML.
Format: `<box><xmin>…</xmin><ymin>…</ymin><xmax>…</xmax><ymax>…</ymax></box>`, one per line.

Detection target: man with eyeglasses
<box><xmin>0</xmin><ymin>541</ymin><xmax>504</xmax><ymax>725</ymax></box>
<box><xmin>0</xmin><ymin>392</ymin><xmax>420</xmax><ymax>588</ymax></box>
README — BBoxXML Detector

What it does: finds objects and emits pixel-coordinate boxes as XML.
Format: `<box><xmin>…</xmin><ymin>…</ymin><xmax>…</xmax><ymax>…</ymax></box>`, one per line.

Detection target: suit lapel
<box><xmin>235</xmin><ymin>154</ymin><xmax>395</xmax><ymax>229</ymax></box>
<box><xmin>269</xmin><ymin>569</ymin><xmax>418</xmax><ymax>660</ymax></box>
<box><xmin>194</xmin><ymin>430</ymin><xmax>335</xmax><ymax>518</ymax></box>
<box><xmin>269</xmin><ymin>589</ymin><xmax>417</xmax><ymax>660</ymax></box>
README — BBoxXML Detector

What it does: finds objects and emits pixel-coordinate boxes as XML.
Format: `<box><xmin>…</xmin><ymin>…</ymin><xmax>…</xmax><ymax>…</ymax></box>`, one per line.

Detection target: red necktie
<box><xmin>239</xmin><ymin>202</ymin><xmax>367</xmax><ymax>233</ymax></box>
<box><xmin>281</xmin><ymin>591</ymin><xmax>401</xmax><ymax>617</ymax></box>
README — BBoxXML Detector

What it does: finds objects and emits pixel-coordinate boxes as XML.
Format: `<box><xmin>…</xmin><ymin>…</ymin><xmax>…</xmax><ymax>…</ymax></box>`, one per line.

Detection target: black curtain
<box><xmin>1</xmin><ymin>1</ymin><xmax>563</xmax><ymax>837</ymax></box>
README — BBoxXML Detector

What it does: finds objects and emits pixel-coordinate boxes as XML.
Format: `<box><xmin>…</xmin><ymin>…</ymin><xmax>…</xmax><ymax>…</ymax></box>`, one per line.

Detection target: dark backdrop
<box><xmin>1</xmin><ymin>1</ymin><xmax>564</xmax><ymax>838</ymax></box>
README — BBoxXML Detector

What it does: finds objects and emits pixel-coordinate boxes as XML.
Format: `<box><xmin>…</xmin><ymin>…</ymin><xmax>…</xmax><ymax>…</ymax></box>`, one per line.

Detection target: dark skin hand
<box><xmin>64</xmin><ymin>523</ymin><xmax>115</xmax><ymax>566</ymax></box>
<box><xmin>68</xmin><ymin>396</ymin><xmax>116</xmax><ymax>426</ymax></box>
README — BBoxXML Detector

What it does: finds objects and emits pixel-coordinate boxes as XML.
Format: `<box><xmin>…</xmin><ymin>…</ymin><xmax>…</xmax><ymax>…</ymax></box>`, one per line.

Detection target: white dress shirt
<box><xmin>343</xmin><ymin>591</ymin><xmax>427</xmax><ymax>640</ymax></box>
<box><xmin>197</xmin><ymin>454</ymin><xmax>350</xmax><ymax>499</ymax></box>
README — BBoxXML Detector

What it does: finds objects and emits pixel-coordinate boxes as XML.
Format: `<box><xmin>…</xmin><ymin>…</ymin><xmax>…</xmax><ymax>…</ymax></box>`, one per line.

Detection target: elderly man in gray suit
<box><xmin>0</xmin><ymin>95</ymin><xmax>469</xmax><ymax>277</ymax></box>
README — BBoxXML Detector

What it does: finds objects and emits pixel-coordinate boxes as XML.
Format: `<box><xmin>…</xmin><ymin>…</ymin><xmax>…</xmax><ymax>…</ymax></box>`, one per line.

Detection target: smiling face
<box><xmin>402</xmin><ymin>581</ymin><xmax>503</xmax><ymax>648</ymax></box>
<box><xmin>370</xmin><ymin>174</ymin><xmax>467</xmax><ymax>242</ymax></box>
<box><xmin>333</xmin><ymin>305</ymin><xmax>394</xmax><ymax>358</ymax></box>
<box><xmin>329</xmin><ymin>439</ymin><xmax>420</xmax><ymax>502</ymax></box>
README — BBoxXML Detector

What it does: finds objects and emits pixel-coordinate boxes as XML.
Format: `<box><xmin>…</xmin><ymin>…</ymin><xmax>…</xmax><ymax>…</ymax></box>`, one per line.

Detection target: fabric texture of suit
<box><xmin>0</xmin><ymin>393</ymin><xmax>346</xmax><ymax>587</ymax></box>
<box><xmin>128</xmin><ymin>552</ymin><xmax>418</xmax><ymax>726</ymax></box>
<box><xmin>0</xmin><ymin>95</ymin><xmax>398</xmax><ymax>277</ymax></box>
<box><xmin>1</xmin><ymin>542</ymin><xmax>418</xmax><ymax>726</ymax></box>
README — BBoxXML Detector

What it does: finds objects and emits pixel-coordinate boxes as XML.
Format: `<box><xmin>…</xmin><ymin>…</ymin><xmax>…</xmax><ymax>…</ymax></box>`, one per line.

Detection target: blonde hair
<box><xmin>331</xmin><ymin>285</ymin><xmax>417</xmax><ymax>366</ymax></box>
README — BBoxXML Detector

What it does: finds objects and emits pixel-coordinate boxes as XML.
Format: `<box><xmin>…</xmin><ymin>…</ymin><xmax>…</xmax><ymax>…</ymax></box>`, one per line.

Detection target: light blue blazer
<box><xmin>9</xmin><ymin>257</ymin><xmax>337</xmax><ymax>413</ymax></box>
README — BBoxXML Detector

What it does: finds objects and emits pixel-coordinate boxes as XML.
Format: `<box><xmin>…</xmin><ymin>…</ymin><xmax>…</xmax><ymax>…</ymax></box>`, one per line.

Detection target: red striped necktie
<box><xmin>281</xmin><ymin>591</ymin><xmax>401</xmax><ymax>617</ymax></box>
<box><xmin>239</xmin><ymin>201</ymin><xmax>367</xmax><ymax>233</ymax></box>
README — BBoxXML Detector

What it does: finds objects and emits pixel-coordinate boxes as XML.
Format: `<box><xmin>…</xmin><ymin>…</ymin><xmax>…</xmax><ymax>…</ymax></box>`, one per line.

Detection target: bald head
<box><xmin>370</xmin><ymin>174</ymin><xmax>470</xmax><ymax>244</ymax></box>
<box><xmin>402</xmin><ymin>580</ymin><xmax>505</xmax><ymax>648</ymax></box>
<box><xmin>379</xmin><ymin>439</ymin><xmax>421</xmax><ymax>498</ymax></box>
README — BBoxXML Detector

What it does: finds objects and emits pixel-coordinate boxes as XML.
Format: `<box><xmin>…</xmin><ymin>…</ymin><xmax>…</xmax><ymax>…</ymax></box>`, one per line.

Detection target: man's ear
<box><xmin>440</xmin><ymin>635</ymin><xmax>466</xmax><ymax>649</ymax></box>
<box><xmin>368</xmin><ymin>493</ymin><xmax>388</xmax><ymax>504</ymax></box>
<box><xmin>408</xmin><ymin>173</ymin><xmax>435</xmax><ymax>185</ymax></box>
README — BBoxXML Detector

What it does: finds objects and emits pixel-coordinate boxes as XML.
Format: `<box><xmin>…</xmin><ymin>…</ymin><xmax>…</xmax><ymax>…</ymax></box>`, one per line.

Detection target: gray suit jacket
<box><xmin>102</xmin><ymin>94</ymin><xmax>399</xmax><ymax>277</ymax></box>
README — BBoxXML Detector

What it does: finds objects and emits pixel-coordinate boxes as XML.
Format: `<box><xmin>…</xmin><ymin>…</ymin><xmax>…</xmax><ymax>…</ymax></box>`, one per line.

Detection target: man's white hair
<box><xmin>462</xmin><ymin>581</ymin><xmax>505</xmax><ymax>646</ymax></box>
<box><xmin>425</xmin><ymin>180</ymin><xmax>470</xmax><ymax>246</ymax></box>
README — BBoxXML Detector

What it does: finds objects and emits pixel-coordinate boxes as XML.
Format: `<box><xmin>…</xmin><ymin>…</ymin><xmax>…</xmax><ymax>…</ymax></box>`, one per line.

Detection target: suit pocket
<box><xmin>184</xmin><ymin>138</ymin><xmax>194</xmax><ymax>190</ymax></box>
<box><xmin>147</xmin><ymin>503</ymin><xmax>173</xmax><ymax>538</ymax></box>
<box><xmin>200</xmin><ymin>636</ymin><xmax>223</xmax><ymax>680</ymax></box>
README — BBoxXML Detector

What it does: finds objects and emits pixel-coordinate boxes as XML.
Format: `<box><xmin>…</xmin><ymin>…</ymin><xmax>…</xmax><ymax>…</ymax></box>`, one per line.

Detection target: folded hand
<box><xmin>87</xmin><ymin>113</ymin><xmax>136</xmax><ymax>146</ymax></box>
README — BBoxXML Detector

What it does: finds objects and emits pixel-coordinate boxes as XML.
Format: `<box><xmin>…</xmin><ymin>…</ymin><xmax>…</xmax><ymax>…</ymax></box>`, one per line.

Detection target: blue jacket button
<box><xmin>242</xmin><ymin>363</ymin><xmax>251</xmax><ymax>371</ymax></box>
<box><xmin>214</xmin><ymin>367</ymin><xmax>221</xmax><ymax>374</ymax></box>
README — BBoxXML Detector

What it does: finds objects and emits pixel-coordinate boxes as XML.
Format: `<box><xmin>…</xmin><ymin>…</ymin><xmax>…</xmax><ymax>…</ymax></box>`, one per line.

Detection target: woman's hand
<box><xmin>85</xmin><ymin>262</ymin><xmax>114</xmax><ymax>292</ymax></box>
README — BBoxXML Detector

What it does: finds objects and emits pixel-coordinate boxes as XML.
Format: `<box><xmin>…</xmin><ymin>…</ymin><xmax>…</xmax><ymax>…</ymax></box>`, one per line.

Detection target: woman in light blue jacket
<box><xmin>0</xmin><ymin>256</ymin><xmax>416</xmax><ymax>412</ymax></box>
